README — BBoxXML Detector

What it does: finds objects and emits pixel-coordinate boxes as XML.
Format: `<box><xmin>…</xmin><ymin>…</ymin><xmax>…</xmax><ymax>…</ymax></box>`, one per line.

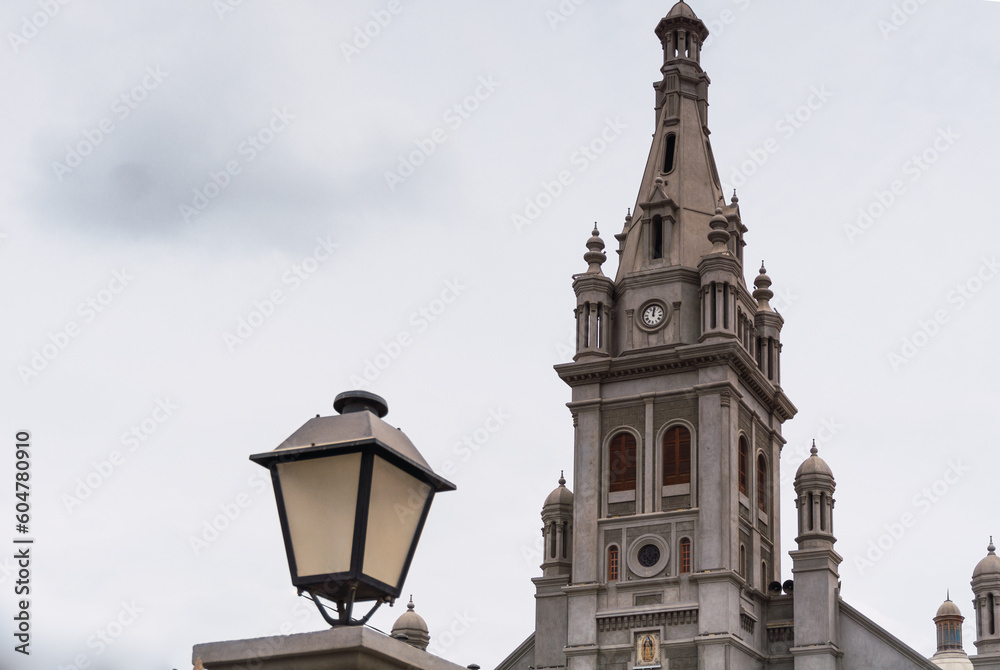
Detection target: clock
<box><xmin>642</xmin><ymin>304</ymin><xmax>664</xmax><ymax>327</ymax></box>
<box><xmin>637</xmin><ymin>301</ymin><xmax>669</xmax><ymax>332</ymax></box>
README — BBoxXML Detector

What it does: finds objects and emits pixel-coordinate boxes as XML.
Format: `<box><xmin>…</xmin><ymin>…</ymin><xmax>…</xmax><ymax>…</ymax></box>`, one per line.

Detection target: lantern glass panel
<box><xmin>363</xmin><ymin>455</ymin><xmax>429</xmax><ymax>587</ymax></box>
<box><xmin>277</xmin><ymin>452</ymin><xmax>361</xmax><ymax>577</ymax></box>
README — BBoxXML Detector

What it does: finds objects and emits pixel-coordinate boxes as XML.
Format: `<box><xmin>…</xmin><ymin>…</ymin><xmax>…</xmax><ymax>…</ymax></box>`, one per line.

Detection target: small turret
<box><xmin>573</xmin><ymin>227</ymin><xmax>614</xmax><ymax>361</ymax></box>
<box><xmin>532</xmin><ymin>474</ymin><xmax>573</xmax><ymax>670</ymax></box>
<box><xmin>972</xmin><ymin>539</ymin><xmax>1000</xmax><ymax>662</ymax></box>
<box><xmin>789</xmin><ymin>442</ymin><xmax>842</xmax><ymax>669</ymax></box>
<box><xmin>541</xmin><ymin>472</ymin><xmax>573</xmax><ymax>577</ymax></box>
<box><xmin>753</xmin><ymin>263</ymin><xmax>784</xmax><ymax>385</ymax></box>
<box><xmin>931</xmin><ymin>595</ymin><xmax>973</xmax><ymax>669</ymax></box>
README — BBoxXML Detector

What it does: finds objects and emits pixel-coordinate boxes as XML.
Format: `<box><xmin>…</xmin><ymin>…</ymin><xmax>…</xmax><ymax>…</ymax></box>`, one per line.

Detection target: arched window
<box><xmin>679</xmin><ymin>538</ymin><xmax>692</xmax><ymax>574</ymax></box>
<box><xmin>663</xmin><ymin>426</ymin><xmax>691</xmax><ymax>486</ymax></box>
<box><xmin>609</xmin><ymin>432</ymin><xmax>637</xmax><ymax>492</ymax></box>
<box><xmin>739</xmin><ymin>544</ymin><xmax>747</xmax><ymax>579</ymax></box>
<box><xmin>756</xmin><ymin>454</ymin><xmax>767</xmax><ymax>512</ymax></box>
<box><xmin>990</xmin><ymin>593</ymin><xmax>996</xmax><ymax>636</ymax></box>
<box><xmin>608</xmin><ymin>546</ymin><xmax>619</xmax><ymax>582</ymax></box>
<box><xmin>738</xmin><ymin>437</ymin><xmax>749</xmax><ymax>495</ymax></box>
<box><xmin>761</xmin><ymin>561</ymin><xmax>767</xmax><ymax>591</ymax></box>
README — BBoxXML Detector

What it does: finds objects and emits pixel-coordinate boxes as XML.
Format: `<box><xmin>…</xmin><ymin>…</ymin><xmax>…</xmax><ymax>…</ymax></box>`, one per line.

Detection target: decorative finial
<box><xmin>407</xmin><ymin>595</ymin><xmax>415</xmax><ymax>611</ymax></box>
<box><xmin>559</xmin><ymin>470</ymin><xmax>566</xmax><ymax>486</ymax></box>
<box><xmin>947</xmin><ymin>589</ymin><xmax>951</xmax><ymax>601</ymax></box>
<box><xmin>731</xmin><ymin>189</ymin><xmax>739</xmax><ymax>205</ymax></box>
<box><xmin>810</xmin><ymin>439</ymin><xmax>818</xmax><ymax>456</ymax></box>
<box><xmin>583</xmin><ymin>225</ymin><xmax>607</xmax><ymax>275</ymax></box>
<box><xmin>753</xmin><ymin>263</ymin><xmax>774</xmax><ymax>311</ymax></box>
<box><xmin>990</xmin><ymin>537</ymin><xmax>996</xmax><ymax>554</ymax></box>
<box><xmin>707</xmin><ymin>203</ymin><xmax>730</xmax><ymax>252</ymax></box>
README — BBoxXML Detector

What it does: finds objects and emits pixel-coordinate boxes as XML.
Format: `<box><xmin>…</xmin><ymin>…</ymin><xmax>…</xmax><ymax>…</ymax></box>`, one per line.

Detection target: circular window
<box><xmin>626</xmin><ymin>534</ymin><xmax>670</xmax><ymax>578</ymax></box>
<box><xmin>637</xmin><ymin>544</ymin><xmax>660</xmax><ymax>567</ymax></box>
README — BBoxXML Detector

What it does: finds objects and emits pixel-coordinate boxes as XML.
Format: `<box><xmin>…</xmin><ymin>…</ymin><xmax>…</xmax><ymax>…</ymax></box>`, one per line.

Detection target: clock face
<box><xmin>642</xmin><ymin>304</ymin><xmax>664</xmax><ymax>327</ymax></box>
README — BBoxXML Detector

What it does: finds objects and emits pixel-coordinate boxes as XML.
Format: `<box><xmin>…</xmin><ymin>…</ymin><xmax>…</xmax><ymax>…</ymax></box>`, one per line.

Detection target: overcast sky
<box><xmin>1</xmin><ymin>1</ymin><xmax>999</xmax><ymax>668</ymax></box>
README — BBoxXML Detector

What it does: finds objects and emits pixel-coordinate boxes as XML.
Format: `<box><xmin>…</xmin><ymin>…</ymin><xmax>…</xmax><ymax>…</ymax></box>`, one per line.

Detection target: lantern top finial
<box><xmin>334</xmin><ymin>390</ymin><xmax>389</xmax><ymax>418</ymax></box>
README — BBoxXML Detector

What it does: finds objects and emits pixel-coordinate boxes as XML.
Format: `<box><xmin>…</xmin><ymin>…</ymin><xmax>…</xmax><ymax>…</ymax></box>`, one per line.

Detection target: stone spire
<box><xmin>614</xmin><ymin>0</ymin><xmax>733</xmax><ymax>281</ymax></box>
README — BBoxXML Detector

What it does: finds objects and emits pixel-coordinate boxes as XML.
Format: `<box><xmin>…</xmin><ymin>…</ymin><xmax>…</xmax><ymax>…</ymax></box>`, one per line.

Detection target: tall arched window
<box><xmin>738</xmin><ymin>437</ymin><xmax>749</xmax><ymax>495</ymax></box>
<box><xmin>609</xmin><ymin>432</ymin><xmax>637</xmax><ymax>492</ymax></box>
<box><xmin>663</xmin><ymin>426</ymin><xmax>691</xmax><ymax>486</ymax></box>
<box><xmin>761</xmin><ymin>561</ymin><xmax>768</xmax><ymax>591</ymax></box>
<box><xmin>756</xmin><ymin>454</ymin><xmax>767</xmax><ymax>512</ymax></box>
<box><xmin>990</xmin><ymin>593</ymin><xmax>996</xmax><ymax>636</ymax></box>
<box><xmin>608</xmin><ymin>546</ymin><xmax>619</xmax><ymax>582</ymax></box>
<box><xmin>679</xmin><ymin>538</ymin><xmax>692</xmax><ymax>574</ymax></box>
<box><xmin>739</xmin><ymin>544</ymin><xmax>747</xmax><ymax>579</ymax></box>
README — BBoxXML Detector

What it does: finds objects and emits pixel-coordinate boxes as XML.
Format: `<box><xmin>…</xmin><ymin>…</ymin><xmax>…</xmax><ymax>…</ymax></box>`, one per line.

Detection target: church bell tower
<box><xmin>551</xmin><ymin>3</ymin><xmax>797</xmax><ymax>669</ymax></box>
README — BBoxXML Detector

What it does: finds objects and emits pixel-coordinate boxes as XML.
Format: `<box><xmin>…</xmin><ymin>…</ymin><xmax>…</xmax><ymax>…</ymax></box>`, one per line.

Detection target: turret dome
<box><xmin>973</xmin><ymin>540</ymin><xmax>1000</xmax><ymax>578</ymax></box>
<box><xmin>795</xmin><ymin>441</ymin><xmax>833</xmax><ymax>479</ymax></box>
<box><xmin>544</xmin><ymin>473</ymin><xmax>574</xmax><ymax>508</ymax></box>
<box><xmin>936</xmin><ymin>598</ymin><xmax>963</xmax><ymax>619</ymax></box>
<box><xmin>391</xmin><ymin>597</ymin><xmax>430</xmax><ymax>650</ymax></box>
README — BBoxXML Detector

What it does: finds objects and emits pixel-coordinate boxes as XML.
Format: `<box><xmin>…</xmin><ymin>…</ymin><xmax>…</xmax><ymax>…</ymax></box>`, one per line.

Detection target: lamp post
<box><xmin>250</xmin><ymin>390</ymin><xmax>455</xmax><ymax>627</ymax></box>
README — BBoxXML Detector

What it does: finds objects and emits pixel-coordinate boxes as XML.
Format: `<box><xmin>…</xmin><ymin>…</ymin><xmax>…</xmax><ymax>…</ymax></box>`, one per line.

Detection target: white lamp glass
<box><xmin>277</xmin><ymin>453</ymin><xmax>361</xmax><ymax>577</ymax></box>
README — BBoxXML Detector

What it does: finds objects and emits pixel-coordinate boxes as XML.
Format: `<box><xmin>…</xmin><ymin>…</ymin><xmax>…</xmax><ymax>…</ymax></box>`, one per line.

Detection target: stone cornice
<box><xmin>555</xmin><ymin>342</ymin><xmax>797</xmax><ymax>422</ymax></box>
<box><xmin>615</xmin><ymin>266</ymin><xmax>701</xmax><ymax>293</ymax></box>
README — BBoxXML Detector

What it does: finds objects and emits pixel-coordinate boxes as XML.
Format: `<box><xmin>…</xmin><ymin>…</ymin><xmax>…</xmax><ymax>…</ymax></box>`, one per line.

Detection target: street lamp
<box><xmin>250</xmin><ymin>390</ymin><xmax>455</xmax><ymax>627</ymax></box>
